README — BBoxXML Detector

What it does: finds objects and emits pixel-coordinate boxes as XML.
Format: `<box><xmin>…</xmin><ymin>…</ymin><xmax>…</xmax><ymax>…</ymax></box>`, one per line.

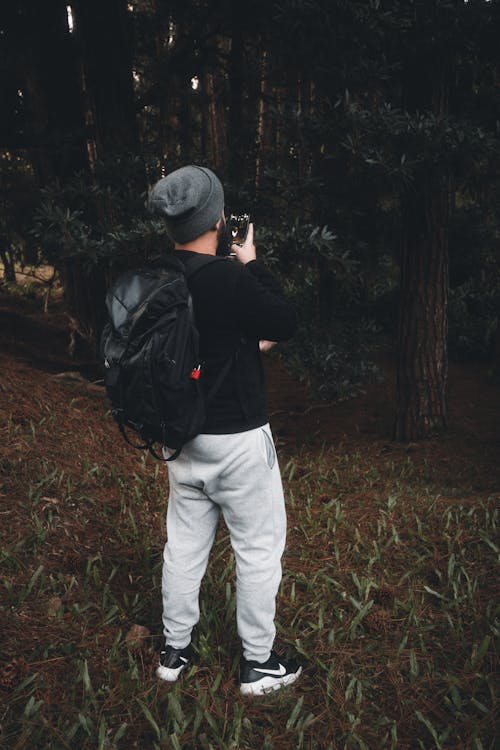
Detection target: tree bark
<box><xmin>203</xmin><ymin>66</ymin><xmax>227</xmax><ymax>172</ymax></box>
<box><xmin>255</xmin><ymin>49</ymin><xmax>275</xmax><ymax>192</ymax></box>
<box><xmin>394</xmin><ymin>168</ymin><xmax>450</xmax><ymax>440</ymax></box>
<box><xmin>394</xmin><ymin>7</ymin><xmax>451</xmax><ymax>441</ymax></box>
<box><xmin>228</xmin><ymin>17</ymin><xmax>244</xmax><ymax>185</ymax></box>
<box><xmin>63</xmin><ymin>261</ymin><xmax>109</xmax><ymax>357</ymax></box>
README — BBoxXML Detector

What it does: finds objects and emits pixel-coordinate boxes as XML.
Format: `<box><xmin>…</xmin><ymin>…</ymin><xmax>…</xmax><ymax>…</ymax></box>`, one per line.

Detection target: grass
<box><xmin>0</xmin><ymin>356</ymin><xmax>498</xmax><ymax>749</ymax></box>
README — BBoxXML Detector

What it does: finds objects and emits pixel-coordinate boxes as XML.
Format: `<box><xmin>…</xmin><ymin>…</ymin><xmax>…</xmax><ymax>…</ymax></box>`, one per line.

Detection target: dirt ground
<box><xmin>1</xmin><ymin>286</ymin><xmax>499</xmax><ymax>748</ymax></box>
<box><xmin>1</xmin><ymin>287</ymin><xmax>499</xmax><ymax>495</ymax></box>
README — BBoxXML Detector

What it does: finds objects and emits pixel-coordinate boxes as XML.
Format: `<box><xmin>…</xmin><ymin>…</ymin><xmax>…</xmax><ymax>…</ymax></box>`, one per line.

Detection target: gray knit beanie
<box><xmin>148</xmin><ymin>165</ymin><xmax>224</xmax><ymax>243</ymax></box>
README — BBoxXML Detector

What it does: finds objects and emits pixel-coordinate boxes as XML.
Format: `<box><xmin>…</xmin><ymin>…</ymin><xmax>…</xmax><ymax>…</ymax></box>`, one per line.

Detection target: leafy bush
<box><xmin>449</xmin><ymin>279</ymin><xmax>499</xmax><ymax>361</ymax></box>
<box><xmin>30</xmin><ymin>155</ymin><xmax>170</xmax><ymax>275</ymax></box>
<box><xmin>0</xmin><ymin>152</ymin><xmax>41</xmax><ymax>279</ymax></box>
<box><xmin>258</xmin><ymin>220</ymin><xmax>384</xmax><ymax>400</ymax></box>
<box><xmin>448</xmin><ymin>205</ymin><xmax>500</xmax><ymax>361</ymax></box>
<box><xmin>281</xmin><ymin>320</ymin><xmax>382</xmax><ymax>401</ymax></box>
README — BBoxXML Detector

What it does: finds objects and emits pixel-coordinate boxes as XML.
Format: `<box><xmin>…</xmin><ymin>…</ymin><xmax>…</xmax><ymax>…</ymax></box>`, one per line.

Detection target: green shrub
<box><xmin>258</xmin><ymin>220</ymin><xmax>384</xmax><ymax>400</ymax></box>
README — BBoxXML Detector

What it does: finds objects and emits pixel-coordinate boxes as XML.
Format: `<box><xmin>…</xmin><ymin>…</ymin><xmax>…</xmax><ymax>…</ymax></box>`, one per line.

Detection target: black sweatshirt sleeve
<box><xmin>231</xmin><ymin>259</ymin><xmax>297</xmax><ymax>342</ymax></box>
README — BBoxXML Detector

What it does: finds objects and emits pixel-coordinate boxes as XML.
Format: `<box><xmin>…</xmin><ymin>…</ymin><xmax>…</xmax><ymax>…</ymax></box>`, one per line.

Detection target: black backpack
<box><xmin>101</xmin><ymin>254</ymin><xmax>231</xmax><ymax>460</ymax></box>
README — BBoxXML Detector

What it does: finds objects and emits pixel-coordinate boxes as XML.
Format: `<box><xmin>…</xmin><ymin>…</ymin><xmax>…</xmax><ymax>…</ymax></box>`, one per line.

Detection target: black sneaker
<box><xmin>156</xmin><ymin>642</ymin><xmax>192</xmax><ymax>682</ymax></box>
<box><xmin>240</xmin><ymin>650</ymin><xmax>302</xmax><ymax>696</ymax></box>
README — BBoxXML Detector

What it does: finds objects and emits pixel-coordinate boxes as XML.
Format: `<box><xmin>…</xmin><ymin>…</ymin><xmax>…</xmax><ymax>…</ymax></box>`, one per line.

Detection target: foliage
<box><xmin>0</xmin><ymin>152</ymin><xmax>40</xmax><ymax>276</ymax></box>
<box><xmin>2</xmin><ymin>0</ymin><xmax>500</xmax><ymax>398</ymax></box>
<box><xmin>280</xmin><ymin>321</ymin><xmax>382</xmax><ymax>401</ymax></box>
<box><xmin>449</xmin><ymin>281</ymin><xmax>499</xmax><ymax>362</ymax></box>
<box><xmin>256</xmin><ymin>219</ymin><xmax>384</xmax><ymax>399</ymax></box>
<box><xmin>30</xmin><ymin>155</ymin><xmax>171</xmax><ymax>275</ymax></box>
<box><xmin>448</xmin><ymin>204</ymin><xmax>500</xmax><ymax>361</ymax></box>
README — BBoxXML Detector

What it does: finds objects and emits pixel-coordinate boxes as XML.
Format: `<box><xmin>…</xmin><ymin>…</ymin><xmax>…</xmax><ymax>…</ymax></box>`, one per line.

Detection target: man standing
<box><xmin>148</xmin><ymin>165</ymin><xmax>300</xmax><ymax>696</ymax></box>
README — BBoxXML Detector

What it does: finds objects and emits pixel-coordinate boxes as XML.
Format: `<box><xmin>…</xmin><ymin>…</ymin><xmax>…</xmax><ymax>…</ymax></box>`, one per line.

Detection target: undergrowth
<box><xmin>0</xmin><ymin>373</ymin><xmax>498</xmax><ymax>749</ymax></box>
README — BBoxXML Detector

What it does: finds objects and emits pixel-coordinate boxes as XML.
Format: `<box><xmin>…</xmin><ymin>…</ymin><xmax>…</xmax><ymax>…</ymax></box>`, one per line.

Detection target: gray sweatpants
<box><xmin>161</xmin><ymin>424</ymin><xmax>286</xmax><ymax>662</ymax></box>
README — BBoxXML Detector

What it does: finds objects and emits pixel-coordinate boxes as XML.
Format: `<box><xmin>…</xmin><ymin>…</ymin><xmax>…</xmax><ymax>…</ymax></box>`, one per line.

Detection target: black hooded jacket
<box><xmin>174</xmin><ymin>250</ymin><xmax>297</xmax><ymax>434</ymax></box>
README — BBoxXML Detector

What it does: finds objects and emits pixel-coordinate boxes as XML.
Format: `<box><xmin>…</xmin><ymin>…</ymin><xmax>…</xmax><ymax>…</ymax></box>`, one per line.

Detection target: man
<box><xmin>148</xmin><ymin>165</ymin><xmax>300</xmax><ymax>696</ymax></box>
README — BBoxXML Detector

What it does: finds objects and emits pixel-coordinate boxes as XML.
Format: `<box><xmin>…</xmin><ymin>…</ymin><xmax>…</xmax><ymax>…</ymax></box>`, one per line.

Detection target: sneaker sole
<box><xmin>240</xmin><ymin>666</ymin><xmax>302</xmax><ymax>696</ymax></box>
<box><xmin>156</xmin><ymin>663</ymin><xmax>188</xmax><ymax>682</ymax></box>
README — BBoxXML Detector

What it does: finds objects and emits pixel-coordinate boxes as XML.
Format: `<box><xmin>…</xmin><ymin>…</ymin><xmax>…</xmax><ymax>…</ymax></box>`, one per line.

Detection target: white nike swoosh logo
<box><xmin>179</xmin><ymin>657</ymin><xmax>189</xmax><ymax>663</ymax></box>
<box><xmin>253</xmin><ymin>664</ymin><xmax>286</xmax><ymax>676</ymax></box>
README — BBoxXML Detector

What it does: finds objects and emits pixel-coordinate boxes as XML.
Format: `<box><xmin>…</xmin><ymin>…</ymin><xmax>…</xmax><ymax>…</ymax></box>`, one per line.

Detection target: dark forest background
<box><xmin>1</xmin><ymin>0</ymin><xmax>499</xmax><ymax>441</ymax></box>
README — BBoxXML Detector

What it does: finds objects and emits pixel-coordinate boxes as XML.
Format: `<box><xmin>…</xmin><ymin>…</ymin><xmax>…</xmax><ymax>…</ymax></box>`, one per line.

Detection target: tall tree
<box><xmin>71</xmin><ymin>0</ymin><xmax>139</xmax><ymax>159</ymax></box>
<box><xmin>394</xmin><ymin>6</ymin><xmax>452</xmax><ymax>440</ymax></box>
<box><xmin>2</xmin><ymin>0</ymin><xmax>88</xmax><ymax>181</ymax></box>
<box><xmin>391</xmin><ymin>0</ymin><xmax>499</xmax><ymax>439</ymax></box>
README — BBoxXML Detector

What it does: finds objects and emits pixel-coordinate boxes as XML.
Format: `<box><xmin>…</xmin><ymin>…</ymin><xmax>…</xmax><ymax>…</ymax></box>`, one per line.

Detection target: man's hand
<box><xmin>232</xmin><ymin>222</ymin><xmax>256</xmax><ymax>264</ymax></box>
<box><xmin>259</xmin><ymin>340</ymin><xmax>277</xmax><ymax>353</ymax></box>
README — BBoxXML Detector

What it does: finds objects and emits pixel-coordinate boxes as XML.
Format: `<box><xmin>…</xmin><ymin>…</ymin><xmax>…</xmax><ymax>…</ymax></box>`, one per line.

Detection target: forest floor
<box><xmin>0</xmin><ymin>285</ymin><xmax>498</xmax><ymax>749</ymax></box>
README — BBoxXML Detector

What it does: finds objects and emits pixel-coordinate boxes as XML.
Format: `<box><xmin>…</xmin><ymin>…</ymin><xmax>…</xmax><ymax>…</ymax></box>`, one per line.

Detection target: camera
<box><xmin>228</xmin><ymin>213</ymin><xmax>250</xmax><ymax>246</ymax></box>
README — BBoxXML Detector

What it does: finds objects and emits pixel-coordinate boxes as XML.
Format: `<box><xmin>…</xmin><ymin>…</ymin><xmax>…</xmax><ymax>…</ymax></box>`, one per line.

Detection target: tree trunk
<box><xmin>255</xmin><ymin>49</ymin><xmax>275</xmax><ymax>192</ymax></box>
<box><xmin>492</xmin><ymin>320</ymin><xmax>500</xmax><ymax>383</ymax></box>
<box><xmin>179</xmin><ymin>84</ymin><xmax>194</xmax><ymax>163</ymax></box>
<box><xmin>394</xmin><ymin>10</ymin><xmax>451</xmax><ymax>441</ymax></box>
<box><xmin>62</xmin><ymin>261</ymin><xmax>109</xmax><ymax>357</ymax></box>
<box><xmin>294</xmin><ymin>73</ymin><xmax>315</xmax><ymax>220</ymax></box>
<box><xmin>203</xmin><ymin>68</ymin><xmax>227</xmax><ymax>172</ymax></box>
<box><xmin>394</xmin><ymin>169</ymin><xmax>450</xmax><ymax>440</ymax></box>
<box><xmin>16</xmin><ymin>0</ymin><xmax>88</xmax><ymax>181</ymax></box>
<box><xmin>72</xmin><ymin>0</ymin><xmax>138</xmax><ymax>158</ymax></box>
<box><xmin>228</xmin><ymin>18</ymin><xmax>244</xmax><ymax>186</ymax></box>
<box><xmin>0</xmin><ymin>245</ymin><xmax>16</xmax><ymax>283</ymax></box>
